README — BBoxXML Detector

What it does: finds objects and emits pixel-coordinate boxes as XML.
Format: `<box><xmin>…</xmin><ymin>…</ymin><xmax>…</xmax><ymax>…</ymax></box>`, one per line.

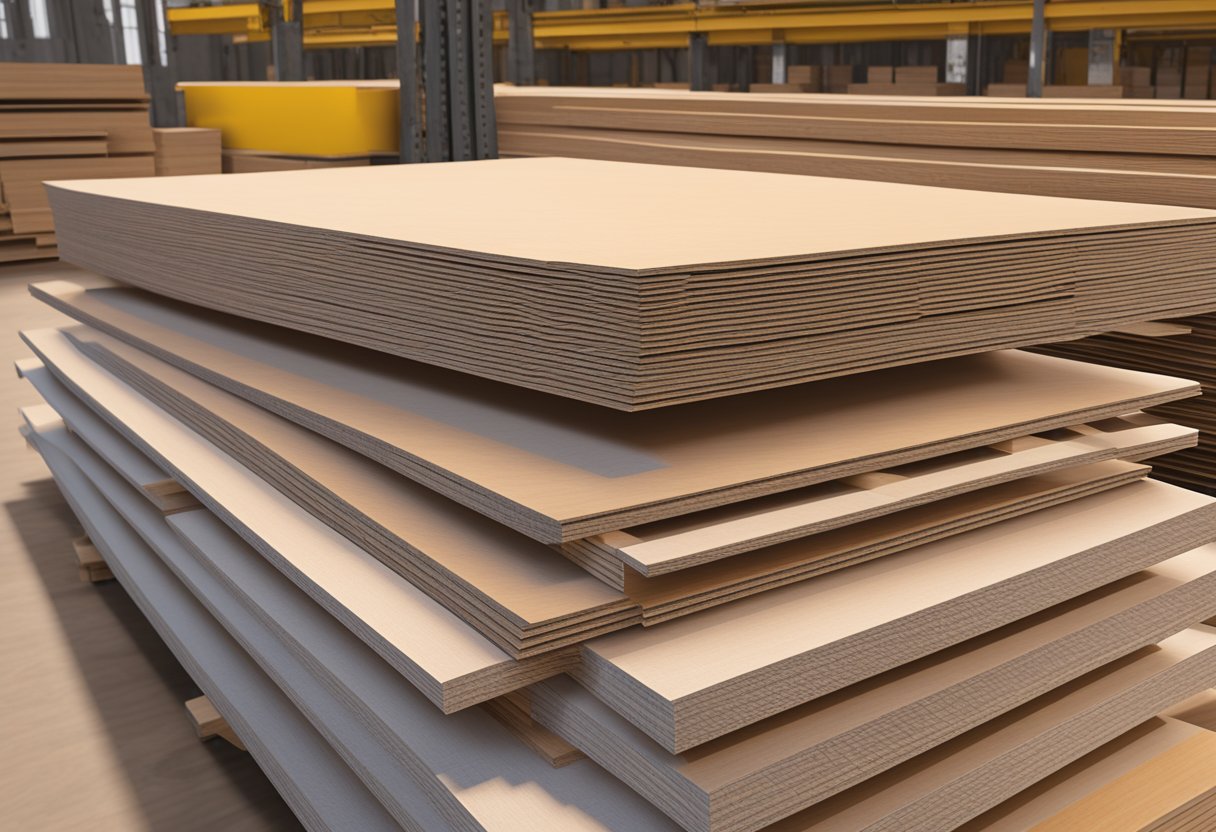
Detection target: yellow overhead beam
<box><xmin>534</xmin><ymin>0</ymin><xmax>1216</xmax><ymax>49</ymax></box>
<box><xmin>167</xmin><ymin>2</ymin><xmax>268</xmax><ymax>36</ymax></box>
<box><xmin>171</xmin><ymin>0</ymin><xmax>1216</xmax><ymax>51</ymax></box>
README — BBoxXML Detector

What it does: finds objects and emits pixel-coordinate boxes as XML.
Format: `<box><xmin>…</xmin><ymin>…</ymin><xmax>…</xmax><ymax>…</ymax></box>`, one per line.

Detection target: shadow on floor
<box><xmin>4</xmin><ymin>475</ymin><xmax>303</xmax><ymax>832</ymax></box>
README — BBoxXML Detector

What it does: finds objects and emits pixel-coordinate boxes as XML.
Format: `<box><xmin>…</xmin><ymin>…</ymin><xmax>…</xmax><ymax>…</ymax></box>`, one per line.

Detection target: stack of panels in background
<box><xmin>41</xmin><ymin>157</ymin><xmax>1216</xmax><ymax>410</ymax></box>
<box><xmin>0</xmin><ymin>62</ymin><xmax>156</xmax><ymax>263</ymax></box>
<box><xmin>495</xmin><ymin>88</ymin><xmax>1216</xmax><ymax>210</ymax></box>
<box><xmin>20</xmin><ymin>158</ymin><xmax>1216</xmax><ymax>831</ymax></box>
<box><xmin>152</xmin><ymin>127</ymin><xmax>221</xmax><ymax>176</ymax></box>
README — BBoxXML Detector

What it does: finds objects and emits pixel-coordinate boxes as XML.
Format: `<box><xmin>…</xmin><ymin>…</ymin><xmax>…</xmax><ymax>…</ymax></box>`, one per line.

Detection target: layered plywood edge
<box><xmin>960</xmin><ymin>716</ymin><xmax>1216</xmax><ymax>831</ymax></box>
<box><xmin>1034</xmin><ymin>314</ymin><xmax>1216</xmax><ymax>495</ymax></box>
<box><xmin>152</xmin><ymin>127</ymin><xmax>221</xmax><ymax>176</ymax></box>
<box><xmin>31</xmin><ymin>279</ymin><xmax>1202</xmax><ymax>543</ymax></box>
<box><xmin>576</xmin><ymin>476</ymin><xmax>1216</xmax><ymax>752</ymax></box>
<box><xmin>16</xmin><ymin>353</ymin><xmax>569</xmax><ymax>714</ymax></box>
<box><xmin>498</xmin><ymin>126</ymin><xmax>1216</xmax><ymax>211</ymax></box>
<box><xmin>43</xmin><ymin>157</ymin><xmax>1216</xmax><ymax>409</ymax></box>
<box><xmin>17</xmin><ymin>320</ymin><xmax>1204</xmax><ymax>646</ymax></box>
<box><xmin>25</xmin><ymin>401</ymin><xmax>1216</xmax><ymax>832</ymax></box>
<box><xmin>494</xmin><ymin>89</ymin><xmax>1216</xmax><ymax>233</ymax></box>
<box><xmin>534</xmin><ymin>543</ymin><xmax>1216</xmax><ymax>832</ymax></box>
<box><xmin>0</xmin><ymin>62</ymin><xmax>155</xmax><ymax>264</ymax></box>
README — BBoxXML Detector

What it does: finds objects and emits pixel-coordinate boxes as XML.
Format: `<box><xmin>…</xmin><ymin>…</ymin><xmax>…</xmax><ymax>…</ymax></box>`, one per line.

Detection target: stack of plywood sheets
<box><xmin>1034</xmin><ymin>317</ymin><xmax>1216</xmax><ymax>495</ymax></box>
<box><xmin>0</xmin><ymin>62</ymin><xmax>155</xmax><ymax>263</ymax></box>
<box><xmin>20</xmin><ymin>155</ymin><xmax>1216</xmax><ymax>830</ymax></box>
<box><xmin>153</xmin><ymin>128</ymin><xmax>221</xmax><ymax>176</ymax></box>
<box><xmin>496</xmin><ymin>92</ymin><xmax>1216</xmax><ymax>504</ymax></box>
<box><xmin>42</xmin><ymin>157</ymin><xmax>1216</xmax><ymax>410</ymax></box>
<box><xmin>495</xmin><ymin>87</ymin><xmax>1216</xmax><ymax>210</ymax></box>
<box><xmin>18</xmin><ymin>320</ymin><xmax>1216</xmax><ymax>830</ymax></box>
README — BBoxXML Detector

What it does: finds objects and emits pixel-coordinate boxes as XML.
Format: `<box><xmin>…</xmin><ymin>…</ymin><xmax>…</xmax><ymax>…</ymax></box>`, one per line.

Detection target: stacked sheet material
<box><xmin>21</xmin><ymin>156</ymin><xmax>1216</xmax><ymax>831</ymax></box>
<box><xmin>42</xmin><ymin>157</ymin><xmax>1216</xmax><ymax>409</ymax></box>
<box><xmin>495</xmin><ymin>87</ymin><xmax>1216</xmax><ymax>210</ymax></box>
<box><xmin>0</xmin><ymin>62</ymin><xmax>155</xmax><ymax>263</ymax></box>
<box><xmin>152</xmin><ymin>128</ymin><xmax>221</xmax><ymax>176</ymax></box>
<box><xmin>495</xmin><ymin>91</ymin><xmax>1216</xmax><ymax>502</ymax></box>
<box><xmin>1036</xmin><ymin>317</ymin><xmax>1216</xmax><ymax>495</ymax></box>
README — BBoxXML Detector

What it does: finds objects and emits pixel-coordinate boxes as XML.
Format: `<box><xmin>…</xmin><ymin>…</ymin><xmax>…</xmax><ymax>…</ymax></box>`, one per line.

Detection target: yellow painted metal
<box><xmin>166</xmin><ymin>3</ymin><xmax>268</xmax><ymax>36</ymax></box>
<box><xmin>178</xmin><ymin>83</ymin><xmax>399</xmax><ymax>155</ymax></box>
<box><xmin>170</xmin><ymin>0</ymin><xmax>1216</xmax><ymax>51</ymax></box>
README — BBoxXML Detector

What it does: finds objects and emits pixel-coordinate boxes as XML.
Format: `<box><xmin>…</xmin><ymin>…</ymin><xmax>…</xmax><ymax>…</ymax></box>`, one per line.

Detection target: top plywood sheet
<box><xmin>42</xmin><ymin>157</ymin><xmax>1216</xmax><ymax>273</ymax></box>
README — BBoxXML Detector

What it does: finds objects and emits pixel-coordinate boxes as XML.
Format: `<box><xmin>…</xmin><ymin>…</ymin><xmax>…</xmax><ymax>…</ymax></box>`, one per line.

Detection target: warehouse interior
<box><xmin>6</xmin><ymin>2</ymin><xmax>1216</xmax><ymax>831</ymax></box>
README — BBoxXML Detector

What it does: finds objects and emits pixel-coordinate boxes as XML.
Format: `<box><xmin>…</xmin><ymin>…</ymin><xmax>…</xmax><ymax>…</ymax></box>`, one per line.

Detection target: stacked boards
<box><xmin>23</xmin><ymin>157</ymin><xmax>1216</xmax><ymax>830</ymax></box>
<box><xmin>1035</xmin><ymin>319</ymin><xmax>1216</xmax><ymax>494</ymax></box>
<box><xmin>0</xmin><ymin>62</ymin><xmax>156</xmax><ymax>263</ymax></box>
<box><xmin>495</xmin><ymin>91</ymin><xmax>1216</xmax><ymax>503</ymax></box>
<box><xmin>495</xmin><ymin>87</ymin><xmax>1216</xmax><ymax>210</ymax></box>
<box><xmin>152</xmin><ymin>128</ymin><xmax>221</xmax><ymax>176</ymax></box>
<box><xmin>41</xmin><ymin>157</ymin><xmax>1216</xmax><ymax>409</ymax></box>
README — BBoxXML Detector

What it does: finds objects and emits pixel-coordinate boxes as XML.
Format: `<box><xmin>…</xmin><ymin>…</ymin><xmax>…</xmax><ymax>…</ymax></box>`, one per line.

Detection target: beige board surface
<box><xmin>43</xmin><ymin>157</ymin><xmax>1216</xmax><ymax>408</ymax></box>
<box><xmin>33</xmin><ymin>279</ymin><xmax>1201</xmax><ymax>543</ymax></box>
<box><xmin>45</xmin><ymin>156</ymin><xmax>1213</xmax><ymax>271</ymax></box>
<box><xmin>762</xmin><ymin>628</ymin><xmax>1216</xmax><ymax>832</ymax></box>
<box><xmin>577</xmin><ymin>479</ymin><xmax>1216</xmax><ymax>751</ymax></box>
<box><xmin>16</xmin><ymin>330</ymin><xmax>563</xmax><ymax>712</ymax></box>
<box><xmin>534</xmin><ymin>546</ymin><xmax>1216</xmax><ymax>832</ymax></box>
<box><xmin>961</xmin><ymin>717</ymin><xmax>1216</xmax><ymax>832</ymax></box>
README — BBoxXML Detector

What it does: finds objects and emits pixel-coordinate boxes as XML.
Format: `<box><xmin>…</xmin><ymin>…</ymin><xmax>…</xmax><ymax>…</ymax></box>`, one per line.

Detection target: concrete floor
<box><xmin>0</xmin><ymin>262</ymin><xmax>300</xmax><ymax>831</ymax></box>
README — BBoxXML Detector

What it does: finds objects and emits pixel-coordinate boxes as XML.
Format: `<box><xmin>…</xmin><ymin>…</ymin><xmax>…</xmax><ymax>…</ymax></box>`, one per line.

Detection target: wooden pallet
<box><xmin>185</xmin><ymin>695</ymin><xmax>246</xmax><ymax>751</ymax></box>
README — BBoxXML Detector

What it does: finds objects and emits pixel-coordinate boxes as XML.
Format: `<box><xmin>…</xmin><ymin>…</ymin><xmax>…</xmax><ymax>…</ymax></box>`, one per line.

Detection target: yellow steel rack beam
<box><xmin>168</xmin><ymin>0</ymin><xmax>1216</xmax><ymax>51</ymax></box>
